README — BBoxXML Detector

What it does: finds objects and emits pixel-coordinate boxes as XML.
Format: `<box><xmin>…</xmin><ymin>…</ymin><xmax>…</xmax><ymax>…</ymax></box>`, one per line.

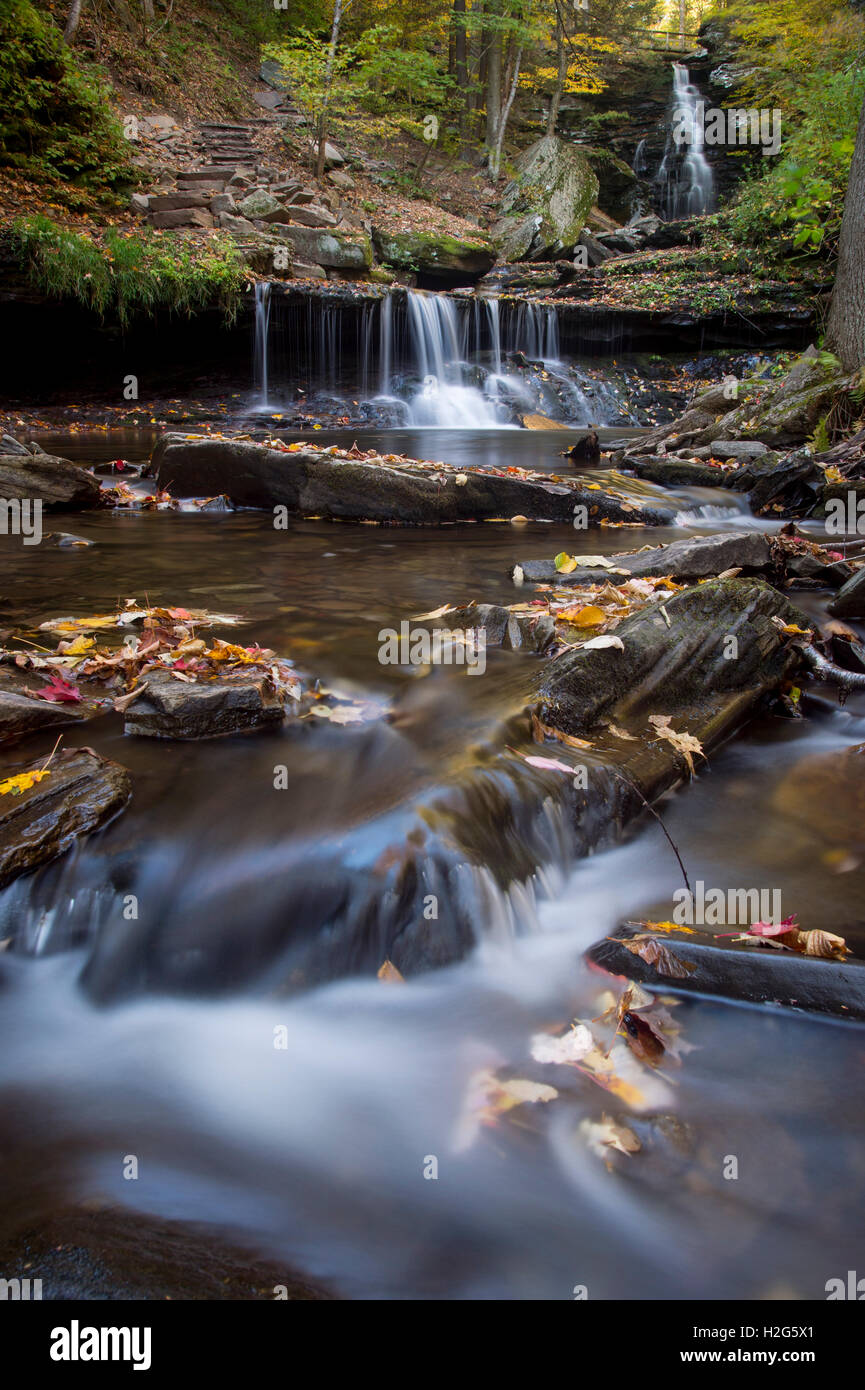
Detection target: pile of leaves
<box><xmin>518</xmin><ymin>560</ymin><xmax>683</xmax><ymax>655</ymax></box>
<box><xmin>2</xmin><ymin>600</ymin><xmax>303</xmax><ymax>716</ymax></box>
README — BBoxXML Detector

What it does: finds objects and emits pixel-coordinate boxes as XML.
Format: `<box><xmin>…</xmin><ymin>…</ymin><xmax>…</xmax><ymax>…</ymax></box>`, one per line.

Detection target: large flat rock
<box><xmin>0</xmin><ymin>749</ymin><xmax>131</xmax><ymax>888</ymax></box>
<box><xmin>589</xmin><ymin>924</ymin><xmax>865</xmax><ymax>1021</ymax></box>
<box><xmin>152</xmin><ymin>436</ymin><xmax>673</xmax><ymax>526</ymax></box>
<box><xmin>124</xmin><ymin>668</ymin><xmax>286</xmax><ymax>740</ymax></box>
<box><xmin>0</xmin><ymin>454</ymin><xmax>101</xmax><ymax>510</ymax></box>
<box><xmin>514</xmin><ymin>531</ymin><xmax>774</xmax><ymax>586</ymax></box>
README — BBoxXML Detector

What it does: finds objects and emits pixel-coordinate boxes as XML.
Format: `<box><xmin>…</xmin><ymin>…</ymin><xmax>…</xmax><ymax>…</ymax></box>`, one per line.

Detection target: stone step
<box><xmin>177</xmin><ymin>167</ymin><xmax>238</xmax><ymax>180</ymax></box>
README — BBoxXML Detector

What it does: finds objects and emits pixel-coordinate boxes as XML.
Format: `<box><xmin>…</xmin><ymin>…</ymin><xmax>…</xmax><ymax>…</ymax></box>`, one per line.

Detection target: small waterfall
<box><xmin>403</xmin><ymin>291</ymin><xmax>504</xmax><ymax>427</ymax></box>
<box><xmin>632</xmin><ymin>138</ymin><xmax>648</xmax><ymax>176</ymax></box>
<box><xmin>251</xmin><ymin>285</ymin><xmax>637</xmax><ymax>428</ymax></box>
<box><xmin>379</xmin><ymin>292</ymin><xmax>393</xmax><ymax>394</ymax></box>
<box><xmin>655</xmin><ymin>63</ymin><xmax>715</xmax><ymax>219</ymax></box>
<box><xmin>253</xmin><ymin>282</ymin><xmax>272</xmax><ymax>407</ymax></box>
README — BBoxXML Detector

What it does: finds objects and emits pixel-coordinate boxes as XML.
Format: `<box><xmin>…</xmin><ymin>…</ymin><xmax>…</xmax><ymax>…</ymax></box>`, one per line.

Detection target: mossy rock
<box><xmin>493</xmin><ymin>136</ymin><xmax>599</xmax><ymax>262</ymax></box>
<box><xmin>371</xmin><ymin>228</ymin><xmax>495</xmax><ymax>280</ymax></box>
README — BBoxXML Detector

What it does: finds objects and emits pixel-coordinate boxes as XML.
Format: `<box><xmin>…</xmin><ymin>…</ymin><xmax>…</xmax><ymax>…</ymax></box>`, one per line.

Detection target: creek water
<box><xmin>1</xmin><ymin>427</ymin><xmax>864</xmax><ymax>1300</ymax></box>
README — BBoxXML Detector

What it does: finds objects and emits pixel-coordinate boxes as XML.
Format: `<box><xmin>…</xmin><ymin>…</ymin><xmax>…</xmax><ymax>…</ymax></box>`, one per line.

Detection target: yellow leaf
<box><xmin>0</xmin><ymin>769</ymin><xmax>51</xmax><ymax>796</ymax></box>
<box><xmin>554</xmin><ymin>552</ymin><xmax>578</xmax><ymax>573</ymax></box>
<box><xmin>559</xmin><ymin>604</ymin><xmax>605</xmax><ymax>628</ymax></box>
<box><xmin>377</xmin><ymin>959</ymin><xmax>405</xmax><ymax>983</ymax></box>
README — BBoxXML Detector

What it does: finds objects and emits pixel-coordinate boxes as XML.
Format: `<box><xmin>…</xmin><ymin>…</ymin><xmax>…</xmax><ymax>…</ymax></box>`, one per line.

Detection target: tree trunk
<box><xmin>489</xmin><ymin>46</ymin><xmax>521</xmax><ymax>182</ymax></box>
<box><xmin>64</xmin><ymin>0</ymin><xmax>84</xmax><ymax>43</ymax></box>
<box><xmin>453</xmin><ymin>0</ymin><xmax>468</xmax><ymax>134</ymax></box>
<box><xmin>826</xmin><ymin>96</ymin><xmax>865</xmax><ymax>372</ymax></box>
<box><xmin>547</xmin><ymin>12</ymin><xmax>566</xmax><ymax>137</ymax></box>
<box><xmin>485</xmin><ymin>6</ymin><xmax>501</xmax><ymax>154</ymax></box>
<box><xmin>678</xmin><ymin>0</ymin><xmax>685</xmax><ymax>48</ymax></box>
<box><xmin>316</xmin><ymin>0</ymin><xmax>344</xmax><ymax>183</ymax></box>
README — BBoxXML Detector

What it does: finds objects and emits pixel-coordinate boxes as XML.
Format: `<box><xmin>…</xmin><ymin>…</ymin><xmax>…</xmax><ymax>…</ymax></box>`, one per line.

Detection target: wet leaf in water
<box><xmin>648</xmin><ymin>714</ymin><xmax>704</xmax><ymax>776</ymax></box>
<box><xmin>377</xmin><ymin>959</ymin><xmax>405</xmax><ymax>984</ymax></box>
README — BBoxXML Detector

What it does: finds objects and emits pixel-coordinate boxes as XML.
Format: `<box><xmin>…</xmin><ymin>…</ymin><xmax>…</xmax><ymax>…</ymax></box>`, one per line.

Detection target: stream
<box><xmin>2</xmin><ymin>418</ymin><xmax>864</xmax><ymax>1301</ymax></box>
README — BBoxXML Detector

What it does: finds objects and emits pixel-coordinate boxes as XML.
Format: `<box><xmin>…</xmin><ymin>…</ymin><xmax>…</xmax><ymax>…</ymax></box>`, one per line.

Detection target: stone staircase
<box><xmin>130</xmin><ymin>115</ymin><xmax>363</xmax><ymax>276</ymax></box>
<box><xmin>195</xmin><ymin>121</ymin><xmax>263</xmax><ymax>167</ymax></box>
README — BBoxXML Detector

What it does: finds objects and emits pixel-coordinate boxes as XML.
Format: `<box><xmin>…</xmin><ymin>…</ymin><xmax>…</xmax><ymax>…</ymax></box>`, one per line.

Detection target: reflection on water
<box><xmin>1</xmin><ymin>430</ymin><xmax>864</xmax><ymax>1299</ymax></box>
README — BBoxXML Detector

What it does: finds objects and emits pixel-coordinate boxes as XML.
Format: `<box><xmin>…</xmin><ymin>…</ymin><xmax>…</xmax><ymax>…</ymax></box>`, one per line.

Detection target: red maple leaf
<box><xmin>33</xmin><ymin>672</ymin><xmax>82</xmax><ymax>703</ymax></box>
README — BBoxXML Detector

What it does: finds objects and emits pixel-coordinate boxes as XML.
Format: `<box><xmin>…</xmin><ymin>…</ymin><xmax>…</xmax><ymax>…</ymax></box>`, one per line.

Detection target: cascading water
<box><xmin>400</xmin><ymin>292</ymin><xmax>504</xmax><ymax>427</ymax></box>
<box><xmin>253</xmin><ymin>281</ymin><xmax>272</xmax><ymax>407</ymax></box>
<box><xmin>252</xmin><ymin>284</ymin><xmax>638</xmax><ymax>428</ymax></box>
<box><xmin>654</xmin><ymin>63</ymin><xmax>715</xmax><ymax>220</ymax></box>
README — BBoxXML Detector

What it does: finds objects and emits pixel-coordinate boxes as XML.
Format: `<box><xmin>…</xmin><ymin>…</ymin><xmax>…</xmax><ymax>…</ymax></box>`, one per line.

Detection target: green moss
<box><xmin>9</xmin><ymin>216</ymin><xmax>248</xmax><ymax>326</ymax></box>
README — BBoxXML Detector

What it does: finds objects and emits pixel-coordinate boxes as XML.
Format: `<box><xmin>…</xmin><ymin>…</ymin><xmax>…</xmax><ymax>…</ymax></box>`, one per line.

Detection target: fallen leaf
<box><xmin>559</xmin><ymin>604</ymin><xmax>606</xmax><ymax>628</ymax></box>
<box><xmin>32</xmin><ymin>673</ymin><xmax>82</xmax><ymax>704</ymax></box>
<box><xmin>581</xmin><ymin>635</ymin><xmax>625</xmax><ymax>651</ymax></box>
<box><xmin>616</xmin><ymin>934</ymin><xmax>697</xmax><ymax>978</ymax></box>
<box><xmin>580</xmin><ymin>1115</ymin><xmax>641</xmax><ymax>1159</ymax></box>
<box><xmin>0</xmin><ymin>768</ymin><xmax>51</xmax><ymax>796</ymax></box>
<box><xmin>530</xmin><ymin>713</ymin><xmax>593</xmax><ymax>750</ymax></box>
<box><xmin>377</xmin><ymin>959</ymin><xmax>405</xmax><ymax>983</ymax></box>
<box><xmin>522</xmin><ymin>754</ymin><xmax>578</xmax><ymax>776</ymax></box>
<box><xmin>648</xmin><ymin>714</ymin><xmax>704</xmax><ymax>775</ymax></box>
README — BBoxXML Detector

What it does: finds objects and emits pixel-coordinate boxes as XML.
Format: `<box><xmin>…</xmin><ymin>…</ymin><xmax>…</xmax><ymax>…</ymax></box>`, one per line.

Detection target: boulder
<box><xmin>493</xmin><ymin>136</ymin><xmax>599</xmax><ymax>261</ymax></box>
<box><xmin>148</xmin><ymin>193</ymin><xmax>210</xmax><ymax>212</ymax></box>
<box><xmin>372</xmin><ymin>228</ymin><xmax>495</xmax><ymax>281</ymax></box>
<box><xmin>76</xmin><ymin>578</ymin><xmax>808</xmax><ymax>998</ymax></box>
<box><xmin>0</xmin><ymin>668</ymin><xmax>96</xmax><ymax>744</ymax></box>
<box><xmin>237</xmin><ymin>190</ymin><xmax>284</xmax><ymax>220</ymax></box>
<box><xmin>590</xmin><ymin>923</ymin><xmax>865</xmax><ymax>1021</ymax></box>
<box><xmin>535</xmin><ymin>577</ymin><xmax>806</xmax><ymax>740</ymax></box>
<box><xmin>327</xmin><ymin>169</ymin><xmax>355</xmax><ymax>191</ymax></box>
<box><xmin>218</xmin><ymin>212</ymin><xmax>257</xmax><ymax>235</ymax></box>
<box><xmin>830</xmin><ymin>566</ymin><xmax>865</xmax><ymax>620</ymax></box>
<box><xmin>698</xmin><ymin>439</ymin><xmax>769</xmax><ymax>461</ymax></box>
<box><xmin>151</xmin><ymin>436</ymin><xmax>674</xmax><ymax>527</ymax></box>
<box><xmin>698</xmin><ymin>349</ymin><xmax>855</xmax><ymax>449</ymax></box>
<box><xmin>209</xmin><ymin>193</ymin><xmax>236</xmax><ymax>215</ymax></box>
<box><xmin>514</xmin><ymin>532</ymin><xmax>774</xmax><ymax>587</ymax></box>
<box><xmin>281</xmin><ymin>204</ymin><xmax>338</xmax><ymax>229</ymax></box>
<box><xmin>124</xmin><ymin>668</ymin><xmax>286</xmax><ymax>740</ymax></box>
<box><xmin>269</xmin><ymin>228</ymin><xmax>372</xmax><ymax>271</ymax></box>
<box><xmin>0</xmin><ymin>748</ymin><xmax>131</xmax><ymax>889</ymax></box>
<box><xmin>620</xmin><ymin>455</ymin><xmax>729</xmax><ymax>488</ymax></box>
<box><xmin>149</xmin><ymin>209</ymin><xmax>214</xmax><ymax>230</ymax></box>
<box><xmin>726</xmin><ymin>447</ymin><xmax>819</xmax><ymax>516</ymax></box>
<box><xmin>0</xmin><ymin>454</ymin><xmax>101</xmax><ymax>510</ymax></box>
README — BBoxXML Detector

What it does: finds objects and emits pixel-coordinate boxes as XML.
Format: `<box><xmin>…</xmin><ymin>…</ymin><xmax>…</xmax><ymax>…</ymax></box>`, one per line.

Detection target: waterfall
<box><xmin>253</xmin><ymin>281</ymin><xmax>271</xmax><ymax>407</ymax></box>
<box><xmin>250</xmin><ymin>285</ymin><xmax>635</xmax><ymax>428</ymax></box>
<box><xmin>655</xmin><ymin>63</ymin><xmax>715</xmax><ymax>219</ymax></box>
<box><xmin>632</xmin><ymin>138</ymin><xmax>648</xmax><ymax>176</ymax></box>
<box><xmin>402</xmin><ymin>291</ymin><xmax>504</xmax><ymax>428</ymax></box>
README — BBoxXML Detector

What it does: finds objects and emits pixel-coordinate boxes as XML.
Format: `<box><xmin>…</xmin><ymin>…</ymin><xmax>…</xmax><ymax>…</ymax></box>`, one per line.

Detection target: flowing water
<box><xmin>654</xmin><ymin>63</ymin><xmax>716</xmax><ymax>220</ymax></box>
<box><xmin>258</xmin><ymin>287</ymin><xmax>637</xmax><ymax>428</ymax></box>
<box><xmin>2</xmin><ymin>419</ymin><xmax>865</xmax><ymax>1300</ymax></box>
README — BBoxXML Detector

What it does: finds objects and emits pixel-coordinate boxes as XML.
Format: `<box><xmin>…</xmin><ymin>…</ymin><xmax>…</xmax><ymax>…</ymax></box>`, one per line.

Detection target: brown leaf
<box><xmin>616</xmin><ymin>934</ymin><xmax>697</xmax><ymax>979</ymax></box>
<box><xmin>377</xmin><ymin>958</ymin><xmax>405</xmax><ymax>983</ymax></box>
